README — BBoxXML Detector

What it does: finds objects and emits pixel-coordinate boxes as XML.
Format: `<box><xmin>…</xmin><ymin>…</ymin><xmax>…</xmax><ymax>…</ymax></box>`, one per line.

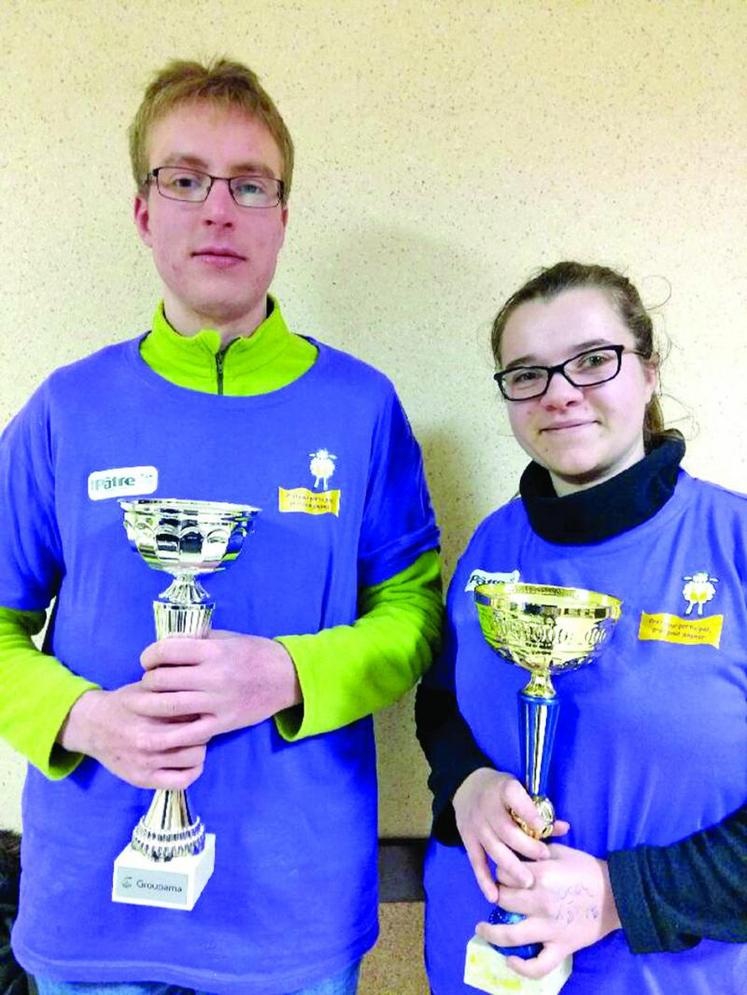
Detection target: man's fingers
<box><xmin>141</xmin><ymin>665</ymin><xmax>214</xmax><ymax>693</ymax></box>
<box><xmin>127</xmin><ymin>745</ymin><xmax>207</xmax><ymax>788</ymax></box>
<box><xmin>133</xmin><ymin>688</ymin><xmax>209</xmax><ymax>718</ymax></box>
<box><xmin>152</xmin><ymin>715</ymin><xmax>215</xmax><ymax>750</ymax></box>
<box><xmin>125</xmin><ymin>716</ymin><xmax>214</xmax><ymax>757</ymax></box>
<box><xmin>140</xmin><ymin>638</ymin><xmax>206</xmax><ymax>670</ymax></box>
<box><xmin>156</xmin><ymin>745</ymin><xmax>207</xmax><ymax>769</ymax></box>
<box><xmin>144</xmin><ymin>764</ymin><xmax>205</xmax><ymax>791</ymax></box>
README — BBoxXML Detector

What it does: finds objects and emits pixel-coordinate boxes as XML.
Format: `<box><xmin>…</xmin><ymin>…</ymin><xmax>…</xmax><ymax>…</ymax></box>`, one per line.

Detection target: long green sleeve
<box><xmin>275</xmin><ymin>548</ymin><xmax>442</xmax><ymax>739</ymax></box>
<box><xmin>0</xmin><ymin>608</ymin><xmax>98</xmax><ymax>778</ymax></box>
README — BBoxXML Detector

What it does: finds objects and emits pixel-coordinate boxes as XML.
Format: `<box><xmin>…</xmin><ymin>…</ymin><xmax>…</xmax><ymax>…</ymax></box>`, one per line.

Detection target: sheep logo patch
<box><xmin>309</xmin><ymin>449</ymin><xmax>337</xmax><ymax>489</ymax></box>
<box><xmin>277</xmin><ymin>449</ymin><xmax>342</xmax><ymax>516</ymax></box>
<box><xmin>682</xmin><ymin>571</ymin><xmax>718</xmax><ymax>616</ymax></box>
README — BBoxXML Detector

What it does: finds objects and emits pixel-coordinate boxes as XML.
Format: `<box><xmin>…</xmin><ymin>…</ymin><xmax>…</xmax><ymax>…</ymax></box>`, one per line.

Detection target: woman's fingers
<box><xmin>481</xmin><ymin>834</ymin><xmax>535</xmax><ymax>888</ymax></box>
<box><xmin>463</xmin><ymin>836</ymin><xmax>499</xmax><ymax>903</ymax></box>
<box><xmin>505</xmin><ymin>944</ymin><xmax>569</xmax><ymax>980</ymax></box>
<box><xmin>476</xmin><ymin>915</ymin><xmax>541</xmax><ymax>949</ymax></box>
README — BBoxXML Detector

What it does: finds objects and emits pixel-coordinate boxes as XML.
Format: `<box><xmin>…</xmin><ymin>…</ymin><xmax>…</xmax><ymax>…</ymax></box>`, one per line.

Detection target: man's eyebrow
<box><xmin>159</xmin><ymin>153</ymin><xmax>276</xmax><ymax>177</ymax></box>
<box><xmin>502</xmin><ymin>338</ymin><xmax>616</xmax><ymax>370</ymax></box>
<box><xmin>160</xmin><ymin>153</ymin><xmax>209</xmax><ymax>169</ymax></box>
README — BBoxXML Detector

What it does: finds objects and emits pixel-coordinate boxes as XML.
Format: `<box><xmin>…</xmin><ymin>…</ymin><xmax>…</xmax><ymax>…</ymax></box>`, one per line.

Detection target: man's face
<box><xmin>134</xmin><ymin>100</ymin><xmax>288</xmax><ymax>336</ymax></box>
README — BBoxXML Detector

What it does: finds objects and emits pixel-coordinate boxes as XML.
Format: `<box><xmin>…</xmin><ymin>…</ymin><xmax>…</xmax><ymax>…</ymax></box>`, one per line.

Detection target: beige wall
<box><xmin>1</xmin><ymin>1</ymin><xmax>745</xmax><ymax>838</ymax></box>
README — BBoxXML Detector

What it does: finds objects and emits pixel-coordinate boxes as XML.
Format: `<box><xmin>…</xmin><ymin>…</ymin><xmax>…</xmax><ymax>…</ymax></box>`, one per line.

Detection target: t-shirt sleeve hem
<box><xmin>359</xmin><ymin>523</ymin><xmax>440</xmax><ymax>588</ymax></box>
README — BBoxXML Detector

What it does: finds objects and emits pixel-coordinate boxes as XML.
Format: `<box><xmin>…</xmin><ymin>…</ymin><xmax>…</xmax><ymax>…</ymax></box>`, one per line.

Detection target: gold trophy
<box><xmin>464</xmin><ymin>583</ymin><xmax>622</xmax><ymax>995</ymax></box>
<box><xmin>112</xmin><ymin>498</ymin><xmax>259</xmax><ymax>910</ymax></box>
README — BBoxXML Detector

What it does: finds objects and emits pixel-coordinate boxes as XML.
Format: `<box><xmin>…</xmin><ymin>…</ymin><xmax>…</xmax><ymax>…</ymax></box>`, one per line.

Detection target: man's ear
<box><xmin>133</xmin><ymin>192</ymin><xmax>153</xmax><ymax>247</ymax></box>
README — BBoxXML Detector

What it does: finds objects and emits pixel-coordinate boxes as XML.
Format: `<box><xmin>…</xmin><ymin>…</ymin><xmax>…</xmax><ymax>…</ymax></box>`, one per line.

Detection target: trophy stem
<box><xmin>130</xmin><ymin>789</ymin><xmax>206</xmax><ymax>862</ymax></box>
<box><xmin>159</xmin><ymin>573</ymin><xmax>210</xmax><ymax>605</ymax></box>
<box><xmin>525</xmin><ymin>672</ymin><xmax>556</xmax><ymax>698</ymax></box>
<box><xmin>486</xmin><ymin>685</ymin><xmax>562</xmax><ymax>959</ymax></box>
<box><xmin>517</xmin><ymin>686</ymin><xmax>561</xmax><ymax>838</ymax></box>
<box><xmin>153</xmin><ymin>600</ymin><xmax>214</xmax><ymax>639</ymax></box>
<box><xmin>130</xmin><ymin>596</ymin><xmax>214</xmax><ymax>861</ymax></box>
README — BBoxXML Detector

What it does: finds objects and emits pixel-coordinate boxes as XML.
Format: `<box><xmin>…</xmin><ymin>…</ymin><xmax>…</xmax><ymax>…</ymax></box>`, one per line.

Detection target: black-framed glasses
<box><xmin>148</xmin><ymin>167</ymin><xmax>284</xmax><ymax>208</ymax></box>
<box><xmin>494</xmin><ymin>345</ymin><xmax>645</xmax><ymax>401</ymax></box>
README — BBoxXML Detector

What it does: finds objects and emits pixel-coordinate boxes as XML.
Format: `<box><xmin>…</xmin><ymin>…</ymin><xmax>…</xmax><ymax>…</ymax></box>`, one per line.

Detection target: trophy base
<box><xmin>464</xmin><ymin>936</ymin><xmax>571</xmax><ymax>994</ymax></box>
<box><xmin>112</xmin><ymin>833</ymin><xmax>215</xmax><ymax>910</ymax></box>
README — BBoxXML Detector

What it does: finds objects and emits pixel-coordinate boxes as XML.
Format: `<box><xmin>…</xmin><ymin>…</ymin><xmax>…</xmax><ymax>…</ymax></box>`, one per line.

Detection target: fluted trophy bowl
<box><xmin>121</xmin><ymin>498</ymin><xmax>260</xmax><ymax>605</ymax></box>
<box><xmin>118</xmin><ymin>497</ymin><xmax>260</xmax><ymax>866</ymax></box>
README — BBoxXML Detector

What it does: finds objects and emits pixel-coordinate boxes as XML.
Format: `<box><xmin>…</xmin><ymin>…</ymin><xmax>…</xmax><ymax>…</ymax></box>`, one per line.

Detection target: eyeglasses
<box><xmin>147</xmin><ymin>167</ymin><xmax>284</xmax><ymax>208</ymax></box>
<box><xmin>494</xmin><ymin>345</ymin><xmax>645</xmax><ymax>401</ymax></box>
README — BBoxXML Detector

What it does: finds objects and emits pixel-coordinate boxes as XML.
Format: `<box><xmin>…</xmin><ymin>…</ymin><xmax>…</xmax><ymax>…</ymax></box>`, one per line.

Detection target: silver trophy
<box><xmin>112</xmin><ymin>498</ymin><xmax>260</xmax><ymax>910</ymax></box>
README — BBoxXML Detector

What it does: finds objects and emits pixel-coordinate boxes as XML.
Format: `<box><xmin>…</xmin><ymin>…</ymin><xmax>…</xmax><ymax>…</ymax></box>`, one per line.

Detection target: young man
<box><xmin>0</xmin><ymin>59</ymin><xmax>441</xmax><ymax>995</ymax></box>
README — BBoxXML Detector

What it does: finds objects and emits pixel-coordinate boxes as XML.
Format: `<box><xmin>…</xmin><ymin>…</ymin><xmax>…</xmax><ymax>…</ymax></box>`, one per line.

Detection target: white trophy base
<box><xmin>464</xmin><ymin>936</ymin><xmax>572</xmax><ymax>994</ymax></box>
<box><xmin>112</xmin><ymin>833</ymin><xmax>215</xmax><ymax>910</ymax></box>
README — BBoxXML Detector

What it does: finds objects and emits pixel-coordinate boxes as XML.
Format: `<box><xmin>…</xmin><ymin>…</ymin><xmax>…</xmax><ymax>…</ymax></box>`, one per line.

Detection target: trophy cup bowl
<box><xmin>112</xmin><ymin>498</ymin><xmax>260</xmax><ymax>910</ymax></box>
<box><xmin>474</xmin><ymin>582</ymin><xmax>622</xmax><ymax>694</ymax></box>
<box><xmin>463</xmin><ymin>582</ymin><xmax>621</xmax><ymax>994</ymax></box>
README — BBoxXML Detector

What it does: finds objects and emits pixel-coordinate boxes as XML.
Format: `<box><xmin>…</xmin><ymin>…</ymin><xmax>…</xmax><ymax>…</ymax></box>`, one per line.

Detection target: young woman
<box><xmin>417</xmin><ymin>261</ymin><xmax>747</xmax><ymax>994</ymax></box>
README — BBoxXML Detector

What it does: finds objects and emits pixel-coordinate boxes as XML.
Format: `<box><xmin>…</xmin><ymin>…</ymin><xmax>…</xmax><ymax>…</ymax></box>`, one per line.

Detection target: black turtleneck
<box><xmin>519</xmin><ymin>436</ymin><xmax>685</xmax><ymax>545</ymax></box>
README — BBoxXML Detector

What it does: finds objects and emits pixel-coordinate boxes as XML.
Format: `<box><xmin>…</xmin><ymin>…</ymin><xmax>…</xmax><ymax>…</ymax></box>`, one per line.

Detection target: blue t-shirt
<box><xmin>424</xmin><ymin>471</ymin><xmax>747</xmax><ymax>995</ymax></box>
<box><xmin>0</xmin><ymin>336</ymin><xmax>438</xmax><ymax>994</ymax></box>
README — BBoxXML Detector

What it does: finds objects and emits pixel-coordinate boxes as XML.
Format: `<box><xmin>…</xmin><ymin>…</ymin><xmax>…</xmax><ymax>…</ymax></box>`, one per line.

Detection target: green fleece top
<box><xmin>0</xmin><ymin>300</ymin><xmax>442</xmax><ymax>778</ymax></box>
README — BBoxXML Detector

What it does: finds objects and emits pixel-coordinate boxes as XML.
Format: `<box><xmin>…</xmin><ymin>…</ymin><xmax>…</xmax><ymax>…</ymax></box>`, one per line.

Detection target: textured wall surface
<box><xmin>1</xmin><ymin>0</ymin><xmax>745</xmax><ymax>848</ymax></box>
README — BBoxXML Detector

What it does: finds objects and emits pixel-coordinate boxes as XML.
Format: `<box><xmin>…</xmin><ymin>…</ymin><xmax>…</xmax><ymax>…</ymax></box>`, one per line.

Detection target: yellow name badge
<box><xmin>638</xmin><ymin>612</ymin><xmax>723</xmax><ymax>649</ymax></box>
<box><xmin>278</xmin><ymin>487</ymin><xmax>341</xmax><ymax>517</ymax></box>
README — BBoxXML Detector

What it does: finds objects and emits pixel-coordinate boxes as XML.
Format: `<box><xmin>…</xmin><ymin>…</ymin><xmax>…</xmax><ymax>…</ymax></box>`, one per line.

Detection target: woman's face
<box><xmin>499</xmin><ymin>287</ymin><xmax>657</xmax><ymax>496</ymax></box>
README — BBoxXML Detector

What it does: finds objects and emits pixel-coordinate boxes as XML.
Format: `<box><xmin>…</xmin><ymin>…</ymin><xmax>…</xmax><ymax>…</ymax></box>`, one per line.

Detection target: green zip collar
<box><xmin>140</xmin><ymin>296</ymin><xmax>317</xmax><ymax>395</ymax></box>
